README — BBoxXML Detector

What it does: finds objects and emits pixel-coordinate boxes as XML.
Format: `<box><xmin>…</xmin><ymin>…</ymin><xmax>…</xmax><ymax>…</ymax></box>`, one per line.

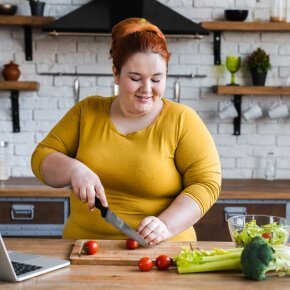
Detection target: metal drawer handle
<box><xmin>11</xmin><ymin>204</ymin><xmax>35</xmax><ymax>220</ymax></box>
<box><xmin>224</xmin><ymin>206</ymin><xmax>247</xmax><ymax>222</ymax></box>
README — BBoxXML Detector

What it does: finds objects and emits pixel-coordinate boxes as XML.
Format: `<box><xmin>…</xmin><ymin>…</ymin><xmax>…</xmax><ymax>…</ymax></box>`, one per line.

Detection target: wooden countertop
<box><xmin>0</xmin><ymin>177</ymin><xmax>70</xmax><ymax>197</ymax></box>
<box><xmin>1</xmin><ymin>238</ymin><xmax>289</xmax><ymax>289</ymax></box>
<box><xmin>1</xmin><ymin>177</ymin><xmax>290</xmax><ymax>199</ymax></box>
<box><xmin>220</xmin><ymin>179</ymin><xmax>290</xmax><ymax>199</ymax></box>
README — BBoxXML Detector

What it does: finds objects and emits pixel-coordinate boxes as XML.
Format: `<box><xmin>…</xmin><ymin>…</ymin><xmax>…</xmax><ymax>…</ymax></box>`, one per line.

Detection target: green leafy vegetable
<box><xmin>175</xmin><ymin>237</ymin><xmax>290</xmax><ymax>281</ymax></box>
<box><xmin>233</xmin><ymin>220</ymin><xmax>289</xmax><ymax>247</ymax></box>
<box><xmin>175</xmin><ymin>246</ymin><xmax>243</xmax><ymax>274</ymax></box>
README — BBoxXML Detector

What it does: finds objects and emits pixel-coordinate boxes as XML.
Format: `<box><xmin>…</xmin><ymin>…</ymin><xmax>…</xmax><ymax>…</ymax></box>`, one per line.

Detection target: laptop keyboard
<box><xmin>12</xmin><ymin>261</ymin><xmax>43</xmax><ymax>276</ymax></box>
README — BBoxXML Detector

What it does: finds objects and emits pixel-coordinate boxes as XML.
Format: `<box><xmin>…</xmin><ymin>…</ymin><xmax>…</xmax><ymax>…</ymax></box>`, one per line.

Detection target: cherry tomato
<box><xmin>155</xmin><ymin>254</ymin><xmax>172</xmax><ymax>270</ymax></box>
<box><xmin>126</xmin><ymin>238</ymin><xmax>139</xmax><ymax>250</ymax></box>
<box><xmin>83</xmin><ymin>240</ymin><xmax>99</xmax><ymax>255</ymax></box>
<box><xmin>262</xmin><ymin>232</ymin><xmax>272</xmax><ymax>240</ymax></box>
<box><xmin>138</xmin><ymin>257</ymin><xmax>154</xmax><ymax>272</ymax></box>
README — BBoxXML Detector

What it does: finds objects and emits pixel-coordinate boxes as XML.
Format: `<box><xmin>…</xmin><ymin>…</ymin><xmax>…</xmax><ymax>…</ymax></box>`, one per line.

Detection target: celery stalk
<box><xmin>177</xmin><ymin>258</ymin><xmax>242</xmax><ymax>274</ymax></box>
<box><xmin>175</xmin><ymin>246</ymin><xmax>243</xmax><ymax>274</ymax></box>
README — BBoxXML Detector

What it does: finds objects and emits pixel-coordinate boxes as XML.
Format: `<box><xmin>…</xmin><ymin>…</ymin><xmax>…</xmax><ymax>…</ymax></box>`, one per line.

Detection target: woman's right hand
<box><xmin>70</xmin><ymin>162</ymin><xmax>107</xmax><ymax>211</ymax></box>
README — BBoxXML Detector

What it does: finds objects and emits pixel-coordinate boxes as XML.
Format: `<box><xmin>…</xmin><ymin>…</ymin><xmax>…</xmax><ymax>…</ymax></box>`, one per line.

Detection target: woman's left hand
<box><xmin>137</xmin><ymin>216</ymin><xmax>171</xmax><ymax>246</ymax></box>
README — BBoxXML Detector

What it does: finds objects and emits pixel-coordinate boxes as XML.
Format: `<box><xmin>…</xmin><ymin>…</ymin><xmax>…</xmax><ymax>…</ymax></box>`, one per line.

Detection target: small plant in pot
<box><xmin>28</xmin><ymin>0</ymin><xmax>45</xmax><ymax>16</ymax></box>
<box><xmin>247</xmin><ymin>47</ymin><xmax>272</xmax><ymax>86</ymax></box>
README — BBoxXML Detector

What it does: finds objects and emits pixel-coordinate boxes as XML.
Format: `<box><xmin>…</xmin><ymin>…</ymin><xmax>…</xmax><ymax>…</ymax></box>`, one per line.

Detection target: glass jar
<box><xmin>0</xmin><ymin>140</ymin><xmax>10</xmax><ymax>180</ymax></box>
<box><xmin>254</xmin><ymin>0</ymin><xmax>266</xmax><ymax>22</ymax></box>
<box><xmin>264</xmin><ymin>152</ymin><xmax>277</xmax><ymax>181</ymax></box>
<box><xmin>270</xmin><ymin>0</ymin><xmax>287</xmax><ymax>22</ymax></box>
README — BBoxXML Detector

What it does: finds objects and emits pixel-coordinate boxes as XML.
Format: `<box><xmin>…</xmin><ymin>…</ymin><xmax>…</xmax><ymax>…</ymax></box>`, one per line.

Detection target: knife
<box><xmin>95</xmin><ymin>198</ymin><xmax>149</xmax><ymax>248</ymax></box>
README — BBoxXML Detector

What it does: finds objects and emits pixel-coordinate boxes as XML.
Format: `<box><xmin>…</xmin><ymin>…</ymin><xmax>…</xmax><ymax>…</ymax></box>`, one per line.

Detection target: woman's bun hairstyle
<box><xmin>110</xmin><ymin>18</ymin><xmax>170</xmax><ymax>74</ymax></box>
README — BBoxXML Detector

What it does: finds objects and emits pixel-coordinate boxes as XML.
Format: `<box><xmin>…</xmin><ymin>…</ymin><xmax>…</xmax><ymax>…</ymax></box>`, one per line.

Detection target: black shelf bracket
<box><xmin>213</xmin><ymin>31</ymin><xmax>221</xmax><ymax>65</ymax></box>
<box><xmin>10</xmin><ymin>90</ymin><xmax>20</xmax><ymax>133</ymax></box>
<box><xmin>233</xmin><ymin>95</ymin><xmax>242</xmax><ymax>136</ymax></box>
<box><xmin>23</xmin><ymin>25</ymin><xmax>33</xmax><ymax>61</ymax></box>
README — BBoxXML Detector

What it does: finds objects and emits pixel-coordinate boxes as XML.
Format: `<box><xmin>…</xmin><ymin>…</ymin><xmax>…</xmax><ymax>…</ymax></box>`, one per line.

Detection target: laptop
<box><xmin>0</xmin><ymin>234</ymin><xmax>70</xmax><ymax>282</ymax></box>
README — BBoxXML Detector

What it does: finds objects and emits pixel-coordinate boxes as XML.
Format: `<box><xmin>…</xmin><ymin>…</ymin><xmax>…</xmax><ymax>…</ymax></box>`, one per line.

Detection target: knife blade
<box><xmin>95</xmin><ymin>197</ymin><xmax>149</xmax><ymax>248</ymax></box>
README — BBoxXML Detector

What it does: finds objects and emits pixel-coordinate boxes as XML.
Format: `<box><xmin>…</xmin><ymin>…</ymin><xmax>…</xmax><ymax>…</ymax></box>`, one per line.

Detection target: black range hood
<box><xmin>42</xmin><ymin>0</ymin><xmax>208</xmax><ymax>38</ymax></box>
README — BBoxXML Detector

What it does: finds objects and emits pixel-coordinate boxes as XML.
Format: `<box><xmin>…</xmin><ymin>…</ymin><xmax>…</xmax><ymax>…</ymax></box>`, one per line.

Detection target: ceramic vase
<box><xmin>2</xmin><ymin>61</ymin><xmax>21</xmax><ymax>81</ymax></box>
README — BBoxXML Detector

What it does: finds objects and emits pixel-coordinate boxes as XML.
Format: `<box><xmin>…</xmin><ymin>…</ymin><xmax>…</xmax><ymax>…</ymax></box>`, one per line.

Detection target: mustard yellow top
<box><xmin>31</xmin><ymin>96</ymin><xmax>221</xmax><ymax>241</ymax></box>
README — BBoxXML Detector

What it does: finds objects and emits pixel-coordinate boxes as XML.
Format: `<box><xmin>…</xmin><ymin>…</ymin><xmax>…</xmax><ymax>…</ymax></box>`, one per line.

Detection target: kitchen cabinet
<box><xmin>1</xmin><ymin>178</ymin><xmax>290</xmax><ymax>240</ymax></box>
<box><xmin>194</xmin><ymin>179</ymin><xmax>290</xmax><ymax>242</ymax></box>
<box><xmin>195</xmin><ymin>202</ymin><xmax>287</xmax><ymax>241</ymax></box>
<box><xmin>0</xmin><ymin>81</ymin><xmax>39</xmax><ymax>132</ymax></box>
<box><xmin>0</xmin><ymin>178</ymin><xmax>70</xmax><ymax>237</ymax></box>
<box><xmin>0</xmin><ymin>197</ymin><xmax>69</xmax><ymax>237</ymax></box>
<box><xmin>0</xmin><ymin>15</ymin><xmax>54</xmax><ymax>61</ymax></box>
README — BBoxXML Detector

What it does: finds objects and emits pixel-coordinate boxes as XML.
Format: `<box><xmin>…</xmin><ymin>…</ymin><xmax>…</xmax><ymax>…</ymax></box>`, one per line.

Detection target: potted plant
<box><xmin>28</xmin><ymin>0</ymin><xmax>45</xmax><ymax>16</ymax></box>
<box><xmin>247</xmin><ymin>47</ymin><xmax>272</xmax><ymax>86</ymax></box>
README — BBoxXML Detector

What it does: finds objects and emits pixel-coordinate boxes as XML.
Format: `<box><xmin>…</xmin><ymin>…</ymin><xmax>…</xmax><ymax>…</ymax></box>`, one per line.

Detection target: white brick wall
<box><xmin>0</xmin><ymin>0</ymin><xmax>289</xmax><ymax>179</ymax></box>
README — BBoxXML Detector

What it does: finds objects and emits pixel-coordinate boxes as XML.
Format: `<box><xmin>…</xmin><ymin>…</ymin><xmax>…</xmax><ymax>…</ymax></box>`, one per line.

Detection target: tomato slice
<box><xmin>138</xmin><ymin>257</ymin><xmax>154</xmax><ymax>272</ymax></box>
<box><xmin>262</xmin><ymin>232</ymin><xmax>272</xmax><ymax>240</ymax></box>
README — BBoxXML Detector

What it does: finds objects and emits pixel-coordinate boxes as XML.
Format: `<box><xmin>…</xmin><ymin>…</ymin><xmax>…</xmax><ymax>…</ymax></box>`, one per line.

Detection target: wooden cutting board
<box><xmin>70</xmin><ymin>240</ymin><xmax>197</xmax><ymax>266</ymax></box>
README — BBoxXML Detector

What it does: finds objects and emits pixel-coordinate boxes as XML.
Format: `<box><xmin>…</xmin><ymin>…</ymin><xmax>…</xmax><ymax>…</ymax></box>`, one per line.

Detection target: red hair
<box><xmin>110</xmin><ymin>18</ymin><xmax>171</xmax><ymax>74</ymax></box>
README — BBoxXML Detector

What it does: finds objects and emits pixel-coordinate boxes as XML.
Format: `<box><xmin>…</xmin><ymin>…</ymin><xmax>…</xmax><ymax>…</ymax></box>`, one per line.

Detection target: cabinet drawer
<box><xmin>0</xmin><ymin>201</ymin><xmax>64</xmax><ymax>224</ymax></box>
<box><xmin>194</xmin><ymin>202</ymin><xmax>286</xmax><ymax>242</ymax></box>
<box><xmin>0</xmin><ymin>197</ymin><xmax>69</xmax><ymax>237</ymax></box>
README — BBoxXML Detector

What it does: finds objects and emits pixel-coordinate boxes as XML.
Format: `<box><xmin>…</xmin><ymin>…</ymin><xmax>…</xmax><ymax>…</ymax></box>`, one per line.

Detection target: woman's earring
<box><xmin>113</xmin><ymin>84</ymin><xmax>119</xmax><ymax>95</ymax></box>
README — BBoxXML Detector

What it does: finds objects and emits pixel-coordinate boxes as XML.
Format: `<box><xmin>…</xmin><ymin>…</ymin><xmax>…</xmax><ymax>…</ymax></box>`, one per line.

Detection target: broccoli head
<box><xmin>241</xmin><ymin>236</ymin><xmax>275</xmax><ymax>281</ymax></box>
<box><xmin>241</xmin><ymin>236</ymin><xmax>290</xmax><ymax>281</ymax></box>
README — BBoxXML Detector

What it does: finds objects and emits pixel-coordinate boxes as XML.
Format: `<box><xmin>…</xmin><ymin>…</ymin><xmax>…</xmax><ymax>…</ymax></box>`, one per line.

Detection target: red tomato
<box><xmin>126</xmin><ymin>238</ymin><xmax>139</xmax><ymax>250</ymax></box>
<box><xmin>155</xmin><ymin>254</ymin><xmax>172</xmax><ymax>270</ymax></box>
<box><xmin>138</xmin><ymin>257</ymin><xmax>154</xmax><ymax>272</ymax></box>
<box><xmin>83</xmin><ymin>240</ymin><xmax>99</xmax><ymax>255</ymax></box>
<box><xmin>262</xmin><ymin>232</ymin><xmax>272</xmax><ymax>240</ymax></box>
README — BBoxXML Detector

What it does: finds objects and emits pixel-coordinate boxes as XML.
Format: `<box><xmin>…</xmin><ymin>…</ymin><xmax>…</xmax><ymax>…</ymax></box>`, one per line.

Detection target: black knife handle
<box><xmin>95</xmin><ymin>197</ymin><xmax>108</xmax><ymax>218</ymax></box>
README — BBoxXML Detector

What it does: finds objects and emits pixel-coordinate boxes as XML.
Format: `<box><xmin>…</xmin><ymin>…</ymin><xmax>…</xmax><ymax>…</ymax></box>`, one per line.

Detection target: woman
<box><xmin>31</xmin><ymin>18</ymin><xmax>221</xmax><ymax>246</ymax></box>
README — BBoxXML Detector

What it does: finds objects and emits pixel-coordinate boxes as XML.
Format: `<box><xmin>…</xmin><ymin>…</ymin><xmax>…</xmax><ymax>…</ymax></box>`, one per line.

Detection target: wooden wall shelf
<box><xmin>0</xmin><ymin>81</ymin><xmax>40</xmax><ymax>133</ymax></box>
<box><xmin>0</xmin><ymin>81</ymin><xmax>39</xmax><ymax>91</ymax></box>
<box><xmin>0</xmin><ymin>16</ymin><xmax>54</xmax><ymax>26</ymax></box>
<box><xmin>214</xmin><ymin>85</ymin><xmax>290</xmax><ymax>136</ymax></box>
<box><xmin>201</xmin><ymin>21</ymin><xmax>290</xmax><ymax>32</ymax></box>
<box><xmin>214</xmin><ymin>86</ymin><xmax>290</xmax><ymax>96</ymax></box>
<box><xmin>0</xmin><ymin>16</ymin><xmax>54</xmax><ymax>61</ymax></box>
<box><xmin>201</xmin><ymin>21</ymin><xmax>290</xmax><ymax>65</ymax></box>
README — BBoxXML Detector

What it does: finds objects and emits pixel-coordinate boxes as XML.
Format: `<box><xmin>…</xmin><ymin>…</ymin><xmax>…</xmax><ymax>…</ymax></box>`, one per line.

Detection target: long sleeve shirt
<box><xmin>31</xmin><ymin>96</ymin><xmax>221</xmax><ymax>241</ymax></box>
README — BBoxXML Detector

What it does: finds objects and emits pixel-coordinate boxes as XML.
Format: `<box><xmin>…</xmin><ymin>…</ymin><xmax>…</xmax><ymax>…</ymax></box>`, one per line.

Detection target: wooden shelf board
<box><xmin>0</xmin><ymin>81</ymin><xmax>39</xmax><ymax>91</ymax></box>
<box><xmin>214</xmin><ymin>86</ymin><xmax>290</xmax><ymax>95</ymax></box>
<box><xmin>0</xmin><ymin>16</ymin><xmax>54</xmax><ymax>26</ymax></box>
<box><xmin>202</xmin><ymin>21</ymin><xmax>290</xmax><ymax>32</ymax></box>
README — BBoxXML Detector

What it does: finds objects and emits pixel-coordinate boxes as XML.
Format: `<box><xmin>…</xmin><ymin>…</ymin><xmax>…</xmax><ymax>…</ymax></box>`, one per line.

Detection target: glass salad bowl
<box><xmin>228</xmin><ymin>214</ymin><xmax>290</xmax><ymax>247</ymax></box>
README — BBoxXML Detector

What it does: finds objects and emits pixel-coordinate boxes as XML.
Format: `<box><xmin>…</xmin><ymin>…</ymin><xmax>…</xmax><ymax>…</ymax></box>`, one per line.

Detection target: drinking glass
<box><xmin>226</xmin><ymin>56</ymin><xmax>241</xmax><ymax>86</ymax></box>
<box><xmin>264</xmin><ymin>152</ymin><xmax>276</xmax><ymax>181</ymax></box>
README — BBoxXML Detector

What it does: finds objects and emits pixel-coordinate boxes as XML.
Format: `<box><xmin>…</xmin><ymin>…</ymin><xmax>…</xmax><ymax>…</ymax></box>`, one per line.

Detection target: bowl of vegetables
<box><xmin>228</xmin><ymin>214</ymin><xmax>290</xmax><ymax>247</ymax></box>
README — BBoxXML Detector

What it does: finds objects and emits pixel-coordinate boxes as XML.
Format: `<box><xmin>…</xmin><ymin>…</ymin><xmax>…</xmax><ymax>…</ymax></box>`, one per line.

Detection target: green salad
<box><xmin>232</xmin><ymin>220</ymin><xmax>289</xmax><ymax>247</ymax></box>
